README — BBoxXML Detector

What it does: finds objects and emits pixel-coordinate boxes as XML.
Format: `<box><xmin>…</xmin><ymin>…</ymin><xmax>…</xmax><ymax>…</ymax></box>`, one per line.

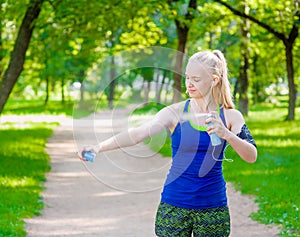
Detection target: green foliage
<box><xmin>131</xmin><ymin>101</ymin><xmax>167</xmax><ymax>115</ymax></box>
<box><xmin>119</xmin><ymin>7</ymin><xmax>167</xmax><ymax>48</ymax></box>
<box><xmin>0</xmin><ymin>123</ymin><xmax>55</xmax><ymax>237</ymax></box>
<box><xmin>2</xmin><ymin>0</ymin><xmax>299</xmax><ymax>116</ymax></box>
<box><xmin>145</xmin><ymin>132</ymin><xmax>172</xmax><ymax>157</ymax></box>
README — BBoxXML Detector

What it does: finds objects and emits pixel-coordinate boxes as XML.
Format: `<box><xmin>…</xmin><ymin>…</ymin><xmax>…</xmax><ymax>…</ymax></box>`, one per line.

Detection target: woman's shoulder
<box><xmin>224</xmin><ymin>108</ymin><xmax>243</xmax><ymax>118</ymax></box>
<box><xmin>223</xmin><ymin>108</ymin><xmax>245</xmax><ymax>132</ymax></box>
<box><xmin>157</xmin><ymin>101</ymin><xmax>187</xmax><ymax>124</ymax></box>
<box><xmin>165</xmin><ymin>100</ymin><xmax>188</xmax><ymax>112</ymax></box>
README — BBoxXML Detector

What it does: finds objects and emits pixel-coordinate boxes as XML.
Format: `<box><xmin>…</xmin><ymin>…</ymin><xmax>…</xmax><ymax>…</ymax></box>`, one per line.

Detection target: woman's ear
<box><xmin>212</xmin><ymin>77</ymin><xmax>219</xmax><ymax>86</ymax></box>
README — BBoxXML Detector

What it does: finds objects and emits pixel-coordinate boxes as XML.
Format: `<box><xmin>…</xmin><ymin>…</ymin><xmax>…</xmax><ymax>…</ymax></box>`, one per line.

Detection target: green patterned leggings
<box><xmin>155</xmin><ymin>202</ymin><xmax>230</xmax><ymax>237</ymax></box>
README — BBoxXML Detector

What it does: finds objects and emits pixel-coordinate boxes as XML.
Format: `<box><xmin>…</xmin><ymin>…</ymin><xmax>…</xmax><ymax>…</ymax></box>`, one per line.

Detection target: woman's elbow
<box><xmin>247</xmin><ymin>147</ymin><xmax>257</xmax><ymax>164</ymax></box>
<box><xmin>130</xmin><ymin>127</ymin><xmax>148</xmax><ymax>144</ymax></box>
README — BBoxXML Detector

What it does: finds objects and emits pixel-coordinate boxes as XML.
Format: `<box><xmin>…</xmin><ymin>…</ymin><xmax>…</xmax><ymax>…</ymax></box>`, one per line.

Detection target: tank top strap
<box><xmin>183</xmin><ymin>99</ymin><xmax>190</xmax><ymax>113</ymax></box>
<box><xmin>219</xmin><ymin>107</ymin><xmax>227</xmax><ymax>127</ymax></box>
<box><xmin>183</xmin><ymin>100</ymin><xmax>227</xmax><ymax>127</ymax></box>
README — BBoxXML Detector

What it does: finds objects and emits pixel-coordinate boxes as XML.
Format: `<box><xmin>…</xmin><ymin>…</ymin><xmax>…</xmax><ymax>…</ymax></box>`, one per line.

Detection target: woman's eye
<box><xmin>190</xmin><ymin>77</ymin><xmax>201</xmax><ymax>82</ymax></box>
<box><xmin>185</xmin><ymin>75</ymin><xmax>201</xmax><ymax>82</ymax></box>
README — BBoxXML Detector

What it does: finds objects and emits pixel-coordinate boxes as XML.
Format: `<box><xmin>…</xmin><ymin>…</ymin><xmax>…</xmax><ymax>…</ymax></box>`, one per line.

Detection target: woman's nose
<box><xmin>186</xmin><ymin>80</ymin><xmax>194</xmax><ymax>87</ymax></box>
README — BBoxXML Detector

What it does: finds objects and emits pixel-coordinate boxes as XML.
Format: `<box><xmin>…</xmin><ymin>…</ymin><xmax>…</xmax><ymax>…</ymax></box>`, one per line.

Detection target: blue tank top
<box><xmin>161</xmin><ymin>100</ymin><xmax>228</xmax><ymax>209</ymax></box>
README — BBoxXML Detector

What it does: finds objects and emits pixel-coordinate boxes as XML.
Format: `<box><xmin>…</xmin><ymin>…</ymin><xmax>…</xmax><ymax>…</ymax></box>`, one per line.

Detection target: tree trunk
<box><xmin>208</xmin><ymin>31</ymin><xmax>214</xmax><ymax>49</ymax></box>
<box><xmin>80</xmin><ymin>82</ymin><xmax>84</xmax><ymax>103</ymax></box>
<box><xmin>78</xmin><ymin>70</ymin><xmax>85</xmax><ymax>103</ymax></box>
<box><xmin>285</xmin><ymin>43</ymin><xmax>297</xmax><ymax>120</ymax></box>
<box><xmin>164</xmin><ymin>78</ymin><xmax>172</xmax><ymax>104</ymax></box>
<box><xmin>173</xmin><ymin>20</ymin><xmax>188</xmax><ymax>103</ymax></box>
<box><xmin>144</xmin><ymin>80</ymin><xmax>151</xmax><ymax>104</ymax></box>
<box><xmin>155</xmin><ymin>68</ymin><xmax>160</xmax><ymax>103</ymax></box>
<box><xmin>156</xmin><ymin>69</ymin><xmax>167</xmax><ymax>103</ymax></box>
<box><xmin>44</xmin><ymin>76</ymin><xmax>49</xmax><ymax>105</ymax></box>
<box><xmin>0</xmin><ymin>2</ymin><xmax>4</xmax><ymax>79</ymax></box>
<box><xmin>251</xmin><ymin>53</ymin><xmax>259</xmax><ymax>104</ymax></box>
<box><xmin>238</xmin><ymin>2</ymin><xmax>250</xmax><ymax>115</ymax></box>
<box><xmin>238</xmin><ymin>54</ymin><xmax>250</xmax><ymax>116</ymax></box>
<box><xmin>61</xmin><ymin>77</ymin><xmax>65</xmax><ymax>104</ymax></box>
<box><xmin>0</xmin><ymin>0</ymin><xmax>44</xmax><ymax>114</ymax></box>
<box><xmin>109</xmin><ymin>55</ymin><xmax>115</xmax><ymax>109</ymax></box>
<box><xmin>139</xmin><ymin>79</ymin><xmax>144</xmax><ymax>101</ymax></box>
<box><xmin>172</xmin><ymin>0</ymin><xmax>197</xmax><ymax>103</ymax></box>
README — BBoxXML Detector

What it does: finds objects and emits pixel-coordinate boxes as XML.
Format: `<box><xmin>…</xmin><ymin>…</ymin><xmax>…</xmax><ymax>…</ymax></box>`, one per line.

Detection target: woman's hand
<box><xmin>78</xmin><ymin>145</ymin><xmax>97</xmax><ymax>161</ymax></box>
<box><xmin>205</xmin><ymin>111</ymin><xmax>230</xmax><ymax>140</ymax></box>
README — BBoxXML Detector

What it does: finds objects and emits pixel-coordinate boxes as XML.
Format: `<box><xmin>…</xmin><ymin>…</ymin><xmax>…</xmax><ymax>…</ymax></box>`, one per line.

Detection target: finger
<box><xmin>79</xmin><ymin>157</ymin><xmax>87</xmax><ymax>162</ymax></box>
<box><xmin>83</xmin><ymin>145</ymin><xmax>95</xmax><ymax>152</ymax></box>
<box><xmin>210</xmin><ymin>111</ymin><xmax>220</xmax><ymax>120</ymax></box>
<box><xmin>78</xmin><ymin>146</ymin><xmax>88</xmax><ymax>159</ymax></box>
<box><xmin>206</xmin><ymin>115</ymin><xmax>213</xmax><ymax>124</ymax></box>
<box><xmin>206</xmin><ymin>111</ymin><xmax>216</xmax><ymax>123</ymax></box>
<box><xmin>205</xmin><ymin>116</ymin><xmax>212</xmax><ymax>124</ymax></box>
<box><xmin>206</xmin><ymin>125</ymin><xmax>214</xmax><ymax>134</ymax></box>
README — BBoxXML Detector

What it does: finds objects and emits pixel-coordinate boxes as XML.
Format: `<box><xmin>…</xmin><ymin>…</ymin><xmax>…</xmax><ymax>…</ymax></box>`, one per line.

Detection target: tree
<box><xmin>0</xmin><ymin>0</ymin><xmax>44</xmax><ymax>114</ymax></box>
<box><xmin>168</xmin><ymin>0</ymin><xmax>198</xmax><ymax>103</ymax></box>
<box><xmin>214</xmin><ymin>0</ymin><xmax>300</xmax><ymax>120</ymax></box>
<box><xmin>237</xmin><ymin>1</ymin><xmax>251</xmax><ymax>115</ymax></box>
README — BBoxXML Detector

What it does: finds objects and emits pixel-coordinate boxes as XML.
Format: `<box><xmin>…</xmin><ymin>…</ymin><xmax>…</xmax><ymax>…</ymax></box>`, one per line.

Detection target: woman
<box><xmin>79</xmin><ymin>50</ymin><xmax>257</xmax><ymax>237</ymax></box>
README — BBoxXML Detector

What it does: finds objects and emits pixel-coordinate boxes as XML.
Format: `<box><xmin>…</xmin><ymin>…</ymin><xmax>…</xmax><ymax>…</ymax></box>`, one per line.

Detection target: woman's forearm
<box><xmin>224</xmin><ymin>130</ymin><xmax>257</xmax><ymax>163</ymax></box>
<box><xmin>94</xmin><ymin>127</ymin><xmax>147</xmax><ymax>153</ymax></box>
<box><xmin>94</xmin><ymin>121</ymin><xmax>166</xmax><ymax>153</ymax></box>
<box><xmin>90</xmin><ymin>106</ymin><xmax>176</xmax><ymax>154</ymax></box>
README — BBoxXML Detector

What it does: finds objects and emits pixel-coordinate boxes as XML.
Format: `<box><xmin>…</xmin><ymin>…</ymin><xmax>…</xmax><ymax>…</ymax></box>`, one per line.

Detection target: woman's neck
<box><xmin>190</xmin><ymin>98</ymin><xmax>217</xmax><ymax>113</ymax></box>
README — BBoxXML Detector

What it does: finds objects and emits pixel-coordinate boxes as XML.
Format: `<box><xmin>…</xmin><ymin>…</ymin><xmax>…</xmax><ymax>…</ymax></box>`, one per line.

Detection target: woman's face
<box><xmin>185</xmin><ymin>61</ymin><xmax>213</xmax><ymax>99</ymax></box>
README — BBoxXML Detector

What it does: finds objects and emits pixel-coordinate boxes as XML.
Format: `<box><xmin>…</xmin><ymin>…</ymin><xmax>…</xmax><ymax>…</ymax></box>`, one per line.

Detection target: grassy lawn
<box><xmin>224</xmin><ymin>104</ymin><xmax>300</xmax><ymax>237</ymax></box>
<box><xmin>2</xmin><ymin>98</ymin><xmax>129</xmax><ymax>118</ymax></box>
<box><xmin>134</xmin><ymin>101</ymin><xmax>300</xmax><ymax>237</ymax></box>
<box><xmin>2</xmin><ymin>99</ymin><xmax>98</xmax><ymax>118</ymax></box>
<box><xmin>3</xmin><ymin>99</ymin><xmax>75</xmax><ymax>116</ymax></box>
<box><xmin>0</xmin><ymin>122</ymin><xmax>57</xmax><ymax>237</ymax></box>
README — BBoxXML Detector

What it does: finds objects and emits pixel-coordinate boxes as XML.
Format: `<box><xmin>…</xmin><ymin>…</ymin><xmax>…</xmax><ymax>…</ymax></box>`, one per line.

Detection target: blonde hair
<box><xmin>189</xmin><ymin>50</ymin><xmax>235</xmax><ymax>109</ymax></box>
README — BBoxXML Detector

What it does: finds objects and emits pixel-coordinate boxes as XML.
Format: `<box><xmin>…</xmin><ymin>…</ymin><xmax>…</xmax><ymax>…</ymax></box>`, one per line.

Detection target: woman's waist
<box><xmin>169</xmin><ymin>157</ymin><xmax>223</xmax><ymax>176</ymax></box>
<box><xmin>168</xmin><ymin>166</ymin><xmax>222</xmax><ymax>178</ymax></box>
<box><xmin>161</xmin><ymin>176</ymin><xmax>227</xmax><ymax>209</ymax></box>
<box><xmin>164</xmin><ymin>168</ymin><xmax>225</xmax><ymax>188</ymax></box>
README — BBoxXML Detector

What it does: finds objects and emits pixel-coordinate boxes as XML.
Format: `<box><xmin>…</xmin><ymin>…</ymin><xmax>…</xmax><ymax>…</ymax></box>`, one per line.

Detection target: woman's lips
<box><xmin>188</xmin><ymin>89</ymin><xmax>196</xmax><ymax>93</ymax></box>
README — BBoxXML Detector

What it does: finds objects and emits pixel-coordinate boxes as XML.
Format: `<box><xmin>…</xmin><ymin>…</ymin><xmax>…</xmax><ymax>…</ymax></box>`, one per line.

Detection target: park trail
<box><xmin>24</xmin><ymin>107</ymin><xmax>280</xmax><ymax>237</ymax></box>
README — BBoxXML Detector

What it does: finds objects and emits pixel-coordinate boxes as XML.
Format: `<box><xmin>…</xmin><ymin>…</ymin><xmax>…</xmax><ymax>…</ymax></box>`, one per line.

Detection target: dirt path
<box><xmin>24</xmin><ymin>109</ymin><xmax>280</xmax><ymax>237</ymax></box>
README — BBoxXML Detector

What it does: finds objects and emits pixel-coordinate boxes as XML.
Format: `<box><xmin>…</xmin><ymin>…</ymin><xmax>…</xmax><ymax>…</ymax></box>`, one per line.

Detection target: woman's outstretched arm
<box><xmin>79</xmin><ymin>103</ymin><xmax>182</xmax><ymax>159</ymax></box>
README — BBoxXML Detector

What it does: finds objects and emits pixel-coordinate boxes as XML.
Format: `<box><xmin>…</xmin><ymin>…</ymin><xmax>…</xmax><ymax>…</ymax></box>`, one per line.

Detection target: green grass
<box><xmin>134</xmin><ymin>102</ymin><xmax>300</xmax><ymax>237</ymax></box>
<box><xmin>3</xmin><ymin>99</ymin><xmax>76</xmax><ymax>116</ymax></box>
<box><xmin>133</xmin><ymin>102</ymin><xmax>172</xmax><ymax>157</ymax></box>
<box><xmin>132</xmin><ymin>102</ymin><xmax>167</xmax><ymax>115</ymax></box>
<box><xmin>2</xmin><ymin>99</ymin><xmax>107</xmax><ymax>118</ymax></box>
<box><xmin>2</xmin><ymin>98</ymin><xmax>132</xmax><ymax>118</ymax></box>
<box><xmin>223</xmin><ymin>104</ymin><xmax>300</xmax><ymax>237</ymax></box>
<box><xmin>0</xmin><ymin>122</ymin><xmax>57</xmax><ymax>237</ymax></box>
